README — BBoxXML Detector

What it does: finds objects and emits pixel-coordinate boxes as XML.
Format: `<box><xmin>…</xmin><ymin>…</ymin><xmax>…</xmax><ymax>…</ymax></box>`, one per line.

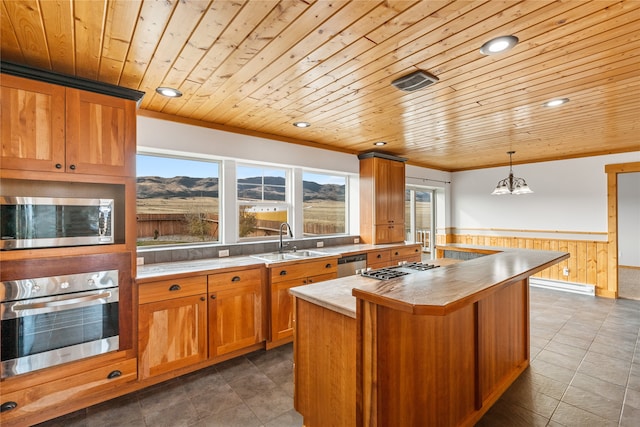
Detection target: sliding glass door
<box><xmin>405</xmin><ymin>187</ymin><xmax>435</xmax><ymax>259</ymax></box>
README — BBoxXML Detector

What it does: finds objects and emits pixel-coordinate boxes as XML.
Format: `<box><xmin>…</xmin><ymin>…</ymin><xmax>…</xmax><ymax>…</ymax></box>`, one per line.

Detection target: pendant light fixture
<box><xmin>491</xmin><ymin>151</ymin><xmax>533</xmax><ymax>195</ymax></box>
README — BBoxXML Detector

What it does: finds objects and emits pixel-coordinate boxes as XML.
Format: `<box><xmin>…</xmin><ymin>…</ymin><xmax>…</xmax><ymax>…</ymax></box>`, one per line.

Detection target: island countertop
<box><xmin>290</xmin><ymin>248</ymin><xmax>569</xmax><ymax>317</ymax></box>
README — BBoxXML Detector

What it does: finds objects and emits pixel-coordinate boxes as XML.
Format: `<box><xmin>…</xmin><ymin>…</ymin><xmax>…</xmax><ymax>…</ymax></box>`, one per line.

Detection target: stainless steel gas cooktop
<box><xmin>360</xmin><ymin>262</ymin><xmax>439</xmax><ymax>280</ymax></box>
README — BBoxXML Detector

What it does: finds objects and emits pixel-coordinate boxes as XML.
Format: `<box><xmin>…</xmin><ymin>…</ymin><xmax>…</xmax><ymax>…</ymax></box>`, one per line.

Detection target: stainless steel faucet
<box><xmin>279</xmin><ymin>222</ymin><xmax>293</xmax><ymax>252</ymax></box>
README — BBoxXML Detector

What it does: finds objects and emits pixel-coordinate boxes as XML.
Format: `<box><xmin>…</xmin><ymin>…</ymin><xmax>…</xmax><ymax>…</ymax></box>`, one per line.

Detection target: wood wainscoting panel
<box><xmin>449</xmin><ymin>234</ymin><xmax>610</xmax><ymax>297</ymax></box>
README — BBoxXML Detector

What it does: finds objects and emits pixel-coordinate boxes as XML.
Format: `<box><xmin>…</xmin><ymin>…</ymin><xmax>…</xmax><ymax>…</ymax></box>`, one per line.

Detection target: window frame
<box><xmin>135</xmin><ymin>151</ymin><xmax>222</xmax><ymax>249</ymax></box>
<box><xmin>236</xmin><ymin>163</ymin><xmax>292</xmax><ymax>241</ymax></box>
<box><xmin>301</xmin><ymin>169</ymin><xmax>349</xmax><ymax>237</ymax></box>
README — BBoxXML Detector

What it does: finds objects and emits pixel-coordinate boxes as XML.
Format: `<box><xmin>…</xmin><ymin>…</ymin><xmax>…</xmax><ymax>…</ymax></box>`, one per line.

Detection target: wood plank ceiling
<box><xmin>2</xmin><ymin>0</ymin><xmax>639</xmax><ymax>171</ymax></box>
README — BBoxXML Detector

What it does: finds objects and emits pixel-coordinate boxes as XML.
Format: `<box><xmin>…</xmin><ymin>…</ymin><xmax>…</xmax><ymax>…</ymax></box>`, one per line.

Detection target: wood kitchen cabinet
<box><xmin>1</xmin><ymin>73</ymin><xmax>136</xmax><ymax>177</ymax></box>
<box><xmin>367</xmin><ymin>244</ymin><xmax>422</xmax><ymax>269</ymax></box>
<box><xmin>268</xmin><ymin>258</ymin><xmax>338</xmax><ymax>347</ymax></box>
<box><xmin>359</xmin><ymin>153</ymin><xmax>406</xmax><ymax>244</ymax></box>
<box><xmin>138</xmin><ymin>276</ymin><xmax>208</xmax><ymax>379</ymax></box>
<box><xmin>208</xmin><ymin>268</ymin><xmax>264</xmax><ymax>359</ymax></box>
<box><xmin>0</xmin><ymin>64</ymin><xmax>143</xmax><ymax>427</ymax></box>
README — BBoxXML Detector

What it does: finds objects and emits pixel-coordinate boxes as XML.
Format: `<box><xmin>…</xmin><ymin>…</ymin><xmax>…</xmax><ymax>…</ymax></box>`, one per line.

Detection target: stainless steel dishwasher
<box><xmin>337</xmin><ymin>253</ymin><xmax>367</xmax><ymax>277</ymax></box>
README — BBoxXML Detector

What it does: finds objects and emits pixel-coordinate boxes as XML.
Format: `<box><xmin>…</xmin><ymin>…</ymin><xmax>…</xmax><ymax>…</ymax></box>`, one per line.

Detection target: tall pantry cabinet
<box><xmin>358</xmin><ymin>152</ymin><xmax>407</xmax><ymax>244</ymax></box>
<box><xmin>0</xmin><ymin>62</ymin><xmax>144</xmax><ymax>427</ymax></box>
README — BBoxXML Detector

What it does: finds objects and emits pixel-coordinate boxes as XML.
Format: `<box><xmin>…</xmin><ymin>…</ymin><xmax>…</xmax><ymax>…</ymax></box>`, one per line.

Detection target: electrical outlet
<box><xmin>136</xmin><ymin>257</ymin><xmax>145</xmax><ymax>266</ymax></box>
<box><xmin>219</xmin><ymin>249</ymin><xmax>230</xmax><ymax>257</ymax></box>
<box><xmin>354</xmin><ymin>238</ymin><xmax>360</xmax><ymax>244</ymax></box>
<box><xmin>317</xmin><ymin>241</ymin><xmax>324</xmax><ymax>248</ymax></box>
<box><xmin>562</xmin><ymin>267</ymin><xmax>569</xmax><ymax>276</ymax></box>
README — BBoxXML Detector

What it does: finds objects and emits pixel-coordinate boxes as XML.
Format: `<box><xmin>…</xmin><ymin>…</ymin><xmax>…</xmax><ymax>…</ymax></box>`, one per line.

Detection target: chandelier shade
<box><xmin>491</xmin><ymin>151</ymin><xmax>533</xmax><ymax>195</ymax></box>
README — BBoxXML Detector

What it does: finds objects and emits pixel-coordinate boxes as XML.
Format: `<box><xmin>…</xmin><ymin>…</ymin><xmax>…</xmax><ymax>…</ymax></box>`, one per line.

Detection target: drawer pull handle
<box><xmin>1</xmin><ymin>401</ymin><xmax>18</xmax><ymax>412</ymax></box>
<box><xmin>211</xmin><ymin>294</ymin><xmax>217</xmax><ymax>300</ymax></box>
<box><xmin>69</xmin><ymin>164</ymin><xmax>76</xmax><ymax>170</ymax></box>
<box><xmin>325</xmin><ymin>263</ymin><xmax>332</xmax><ymax>269</ymax></box>
<box><xmin>231</xmin><ymin>276</ymin><xmax>241</xmax><ymax>282</ymax></box>
<box><xmin>395</xmin><ymin>252</ymin><xmax>399</xmax><ymax>256</ymax></box>
<box><xmin>279</xmin><ymin>270</ymin><xmax>287</xmax><ymax>276</ymax></box>
<box><xmin>200</xmin><ymin>296</ymin><xmax>206</xmax><ymax>301</ymax></box>
<box><xmin>55</xmin><ymin>163</ymin><xmax>62</xmax><ymax>169</ymax></box>
<box><xmin>107</xmin><ymin>370</ymin><xmax>122</xmax><ymax>380</ymax></box>
<box><xmin>169</xmin><ymin>284</ymin><xmax>181</xmax><ymax>291</ymax></box>
<box><xmin>377</xmin><ymin>254</ymin><xmax>382</xmax><ymax>258</ymax></box>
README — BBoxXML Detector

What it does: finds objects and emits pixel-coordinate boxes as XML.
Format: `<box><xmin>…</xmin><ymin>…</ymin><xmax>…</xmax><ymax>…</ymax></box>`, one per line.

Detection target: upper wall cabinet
<box><xmin>359</xmin><ymin>153</ymin><xmax>406</xmax><ymax>244</ymax></box>
<box><xmin>1</xmin><ymin>74</ymin><xmax>136</xmax><ymax>177</ymax></box>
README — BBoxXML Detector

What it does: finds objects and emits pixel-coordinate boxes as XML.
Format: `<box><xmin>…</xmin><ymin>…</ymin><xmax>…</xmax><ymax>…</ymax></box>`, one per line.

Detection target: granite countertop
<box><xmin>136</xmin><ymin>242</ymin><xmax>421</xmax><ymax>282</ymax></box>
<box><xmin>290</xmin><ymin>248</ymin><xmax>569</xmax><ymax>317</ymax></box>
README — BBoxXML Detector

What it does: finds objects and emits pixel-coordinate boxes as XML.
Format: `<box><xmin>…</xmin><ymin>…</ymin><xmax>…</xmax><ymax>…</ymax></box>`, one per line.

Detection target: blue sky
<box><xmin>137</xmin><ymin>155</ymin><xmax>218</xmax><ymax>178</ymax></box>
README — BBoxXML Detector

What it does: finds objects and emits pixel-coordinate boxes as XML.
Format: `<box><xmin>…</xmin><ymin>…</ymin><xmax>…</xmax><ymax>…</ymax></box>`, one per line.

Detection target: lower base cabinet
<box><xmin>367</xmin><ymin>244</ymin><xmax>422</xmax><ymax>269</ymax></box>
<box><xmin>138</xmin><ymin>294</ymin><xmax>208</xmax><ymax>379</ymax></box>
<box><xmin>208</xmin><ymin>269</ymin><xmax>264</xmax><ymax>358</ymax></box>
<box><xmin>269</xmin><ymin>259</ymin><xmax>339</xmax><ymax>346</ymax></box>
<box><xmin>137</xmin><ymin>268</ymin><xmax>265</xmax><ymax>378</ymax></box>
<box><xmin>0</xmin><ymin>355</ymin><xmax>137</xmax><ymax>426</ymax></box>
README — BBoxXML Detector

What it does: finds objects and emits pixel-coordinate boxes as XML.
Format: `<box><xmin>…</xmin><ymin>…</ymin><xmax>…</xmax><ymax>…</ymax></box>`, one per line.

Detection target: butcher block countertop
<box><xmin>290</xmin><ymin>247</ymin><xmax>569</xmax><ymax>317</ymax></box>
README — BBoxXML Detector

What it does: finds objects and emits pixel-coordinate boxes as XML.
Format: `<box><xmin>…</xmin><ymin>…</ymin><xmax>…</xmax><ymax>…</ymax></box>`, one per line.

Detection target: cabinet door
<box><xmin>138</xmin><ymin>294</ymin><xmax>207</xmax><ymax>379</ymax></box>
<box><xmin>374</xmin><ymin>158</ymin><xmax>405</xmax><ymax>224</ymax></box>
<box><xmin>271</xmin><ymin>277</ymin><xmax>306</xmax><ymax>341</ymax></box>
<box><xmin>65</xmin><ymin>88</ymin><xmax>136</xmax><ymax>176</ymax></box>
<box><xmin>0</xmin><ymin>74</ymin><xmax>66</xmax><ymax>172</ymax></box>
<box><xmin>208</xmin><ymin>270</ymin><xmax>263</xmax><ymax>358</ymax></box>
<box><xmin>375</xmin><ymin>224</ymin><xmax>405</xmax><ymax>245</ymax></box>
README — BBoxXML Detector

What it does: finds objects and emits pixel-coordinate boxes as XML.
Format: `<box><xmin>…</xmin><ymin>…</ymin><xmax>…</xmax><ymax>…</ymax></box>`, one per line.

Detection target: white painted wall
<box><xmin>451</xmin><ymin>152</ymin><xmax>640</xmax><ymax>241</ymax></box>
<box><xmin>138</xmin><ymin>116</ymin><xmax>359</xmax><ymax>174</ymax></box>
<box><xmin>618</xmin><ymin>172</ymin><xmax>640</xmax><ymax>266</ymax></box>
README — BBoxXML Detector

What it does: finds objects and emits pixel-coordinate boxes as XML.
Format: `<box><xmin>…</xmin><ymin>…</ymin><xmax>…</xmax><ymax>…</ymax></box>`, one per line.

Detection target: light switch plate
<box><xmin>317</xmin><ymin>241</ymin><xmax>324</xmax><ymax>248</ymax></box>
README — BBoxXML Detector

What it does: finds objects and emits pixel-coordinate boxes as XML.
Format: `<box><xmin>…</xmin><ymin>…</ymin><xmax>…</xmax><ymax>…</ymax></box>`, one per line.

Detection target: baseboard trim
<box><xmin>530</xmin><ymin>278</ymin><xmax>595</xmax><ymax>296</ymax></box>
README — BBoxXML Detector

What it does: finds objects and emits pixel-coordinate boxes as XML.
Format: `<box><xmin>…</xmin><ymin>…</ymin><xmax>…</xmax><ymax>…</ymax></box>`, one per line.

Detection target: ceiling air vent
<box><xmin>391</xmin><ymin>70</ymin><xmax>439</xmax><ymax>92</ymax></box>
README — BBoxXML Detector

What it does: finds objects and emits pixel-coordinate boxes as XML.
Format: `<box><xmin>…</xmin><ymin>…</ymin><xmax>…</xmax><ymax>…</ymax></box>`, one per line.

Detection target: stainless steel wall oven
<box><xmin>1</xmin><ymin>266</ymin><xmax>121</xmax><ymax>379</ymax></box>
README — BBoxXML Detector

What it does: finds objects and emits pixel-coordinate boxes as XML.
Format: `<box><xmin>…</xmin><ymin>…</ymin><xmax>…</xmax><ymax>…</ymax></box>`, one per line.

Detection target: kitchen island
<box><xmin>290</xmin><ymin>248</ymin><xmax>568</xmax><ymax>427</ymax></box>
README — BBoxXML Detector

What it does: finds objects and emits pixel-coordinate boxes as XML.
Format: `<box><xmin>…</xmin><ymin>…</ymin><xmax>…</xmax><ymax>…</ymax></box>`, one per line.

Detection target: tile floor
<box><xmin>619</xmin><ymin>267</ymin><xmax>640</xmax><ymax>300</ymax></box>
<box><xmin>37</xmin><ymin>287</ymin><xmax>640</xmax><ymax>427</ymax></box>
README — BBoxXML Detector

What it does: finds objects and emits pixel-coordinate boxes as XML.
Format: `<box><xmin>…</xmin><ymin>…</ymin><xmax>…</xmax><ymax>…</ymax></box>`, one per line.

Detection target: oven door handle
<box><xmin>11</xmin><ymin>291</ymin><xmax>113</xmax><ymax>312</ymax></box>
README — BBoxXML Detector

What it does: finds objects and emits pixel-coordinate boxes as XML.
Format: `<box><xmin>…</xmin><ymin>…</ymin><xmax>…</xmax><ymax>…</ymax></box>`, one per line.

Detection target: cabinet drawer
<box><xmin>270</xmin><ymin>258</ymin><xmax>338</xmax><ymax>283</ymax></box>
<box><xmin>208</xmin><ymin>268</ymin><xmax>261</xmax><ymax>291</ymax></box>
<box><xmin>367</xmin><ymin>249</ymin><xmax>390</xmax><ymax>266</ymax></box>
<box><xmin>391</xmin><ymin>245</ymin><xmax>422</xmax><ymax>260</ymax></box>
<box><xmin>139</xmin><ymin>276</ymin><xmax>207</xmax><ymax>304</ymax></box>
<box><xmin>306</xmin><ymin>272</ymin><xmax>337</xmax><ymax>284</ymax></box>
<box><xmin>0</xmin><ymin>358</ymin><xmax>136</xmax><ymax>425</ymax></box>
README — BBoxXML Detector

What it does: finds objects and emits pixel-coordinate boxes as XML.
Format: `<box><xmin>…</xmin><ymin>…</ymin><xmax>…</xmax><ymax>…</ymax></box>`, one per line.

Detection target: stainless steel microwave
<box><xmin>0</xmin><ymin>197</ymin><xmax>114</xmax><ymax>250</ymax></box>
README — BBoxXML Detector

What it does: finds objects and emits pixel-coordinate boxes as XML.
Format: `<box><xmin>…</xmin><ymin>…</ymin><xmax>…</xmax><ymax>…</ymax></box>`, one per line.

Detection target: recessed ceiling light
<box><xmin>293</xmin><ymin>121</ymin><xmax>311</xmax><ymax>128</ymax></box>
<box><xmin>374</xmin><ymin>141</ymin><xmax>387</xmax><ymax>146</ymax></box>
<box><xmin>156</xmin><ymin>87</ymin><xmax>182</xmax><ymax>98</ymax></box>
<box><xmin>543</xmin><ymin>98</ymin><xmax>570</xmax><ymax>107</ymax></box>
<box><xmin>480</xmin><ymin>35</ymin><xmax>519</xmax><ymax>55</ymax></box>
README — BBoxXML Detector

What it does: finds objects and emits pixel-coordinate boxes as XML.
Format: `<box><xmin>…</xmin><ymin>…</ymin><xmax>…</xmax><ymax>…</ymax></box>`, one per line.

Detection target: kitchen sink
<box><xmin>250</xmin><ymin>250</ymin><xmax>330</xmax><ymax>262</ymax></box>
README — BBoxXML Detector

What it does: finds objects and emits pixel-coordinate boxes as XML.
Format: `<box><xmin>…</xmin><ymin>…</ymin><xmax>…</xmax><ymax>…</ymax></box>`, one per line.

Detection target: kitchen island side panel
<box><xmin>358</xmin><ymin>300</ymin><xmax>477</xmax><ymax>427</ymax></box>
<box><xmin>356</xmin><ymin>278</ymin><xmax>530</xmax><ymax>427</ymax></box>
<box><xmin>294</xmin><ymin>297</ymin><xmax>356</xmax><ymax>427</ymax></box>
